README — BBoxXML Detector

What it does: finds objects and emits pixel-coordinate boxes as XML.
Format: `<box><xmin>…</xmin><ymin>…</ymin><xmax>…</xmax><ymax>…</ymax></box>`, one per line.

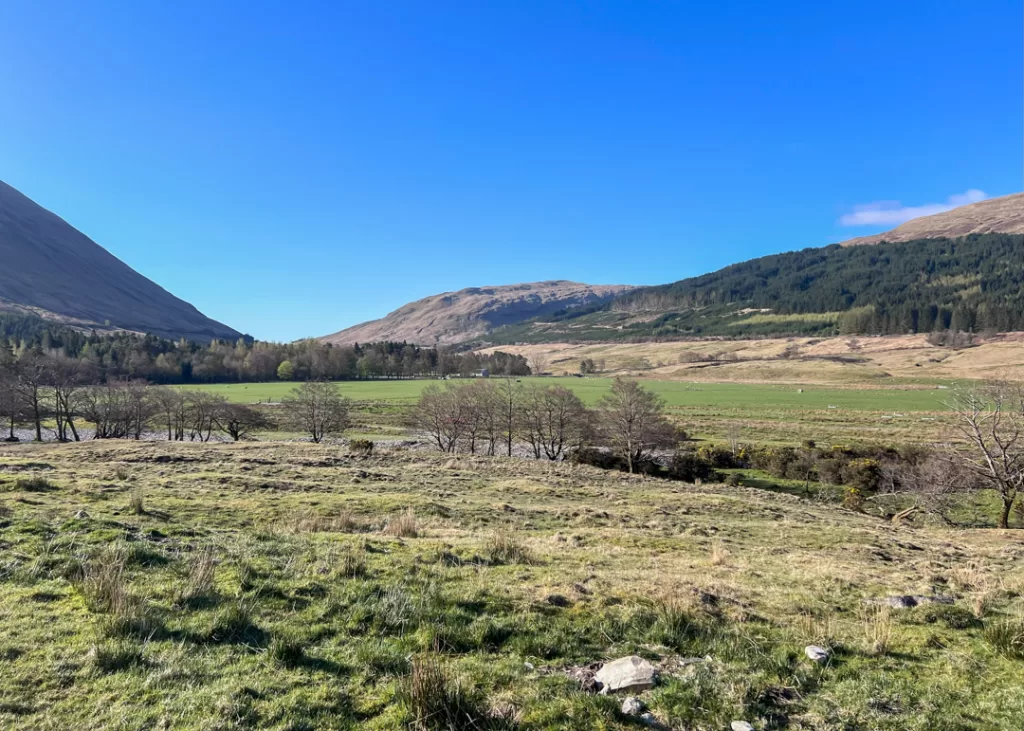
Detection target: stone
<box><xmin>805</xmin><ymin>645</ymin><xmax>830</xmax><ymax>663</ymax></box>
<box><xmin>639</xmin><ymin>712</ymin><xmax>658</xmax><ymax>727</ymax></box>
<box><xmin>731</xmin><ymin>723</ymin><xmax>755</xmax><ymax>731</ymax></box>
<box><xmin>594</xmin><ymin>655</ymin><xmax>657</xmax><ymax>693</ymax></box>
<box><xmin>866</xmin><ymin>594</ymin><xmax>955</xmax><ymax>609</ymax></box>
<box><xmin>546</xmin><ymin>594</ymin><xmax>571</xmax><ymax>608</ymax></box>
<box><xmin>621</xmin><ymin>696</ymin><xmax>645</xmax><ymax>716</ymax></box>
<box><xmin>74</xmin><ymin>510</ymin><xmax>90</xmax><ymax>519</ymax></box>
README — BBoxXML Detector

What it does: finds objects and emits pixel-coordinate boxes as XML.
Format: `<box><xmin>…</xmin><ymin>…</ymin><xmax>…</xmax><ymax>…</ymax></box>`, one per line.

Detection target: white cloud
<box><xmin>839</xmin><ymin>189</ymin><xmax>988</xmax><ymax>227</ymax></box>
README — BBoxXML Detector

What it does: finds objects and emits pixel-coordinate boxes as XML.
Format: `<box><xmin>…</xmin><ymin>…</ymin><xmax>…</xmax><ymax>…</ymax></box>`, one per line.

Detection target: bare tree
<box><xmin>151</xmin><ymin>387</ymin><xmax>189</xmax><ymax>441</ymax></box>
<box><xmin>185</xmin><ymin>392</ymin><xmax>226</xmax><ymax>442</ymax></box>
<box><xmin>283</xmin><ymin>381</ymin><xmax>349</xmax><ymax>443</ymax></box>
<box><xmin>214</xmin><ymin>403</ymin><xmax>274</xmax><ymax>441</ymax></box>
<box><xmin>17</xmin><ymin>352</ymin><xmax>48</xmax><ymax>442</ymax></box>
<box><xmin>948</xmin><ymin>383</ymin><xmax>1024</xmax><ymax>528</ymax></box>
<box><xmin>80</xmin><ymin>380</ymin><xmax>155</xmax><ymax>439</ymax></box>
<box><xmin>410</xmin><ymin>384</ymin><xmax>466</xmax><ymax>453</ymax></box>
<box><xmin>46</xmin><ymin>355</ymin><xmax>90</xmax><ymax>442</ymax></box>
<box><xmin>496</xmin><ymin>377</ymin><xmax>521</xmax><ymax>457</ymax></box>
<box><xmin>518</xmin><ymin>384</ymin><xmax>590</xmax><ymax>460</ymax></box>
<box><xmin>529</xmin><ymin>352</ymin><xmax>550</xmax><ymax>376</ymax></box>
<box><xmin>597</xmin><ymin>377</ymin><xmax>679</xmax><ymax>473</ymax></box>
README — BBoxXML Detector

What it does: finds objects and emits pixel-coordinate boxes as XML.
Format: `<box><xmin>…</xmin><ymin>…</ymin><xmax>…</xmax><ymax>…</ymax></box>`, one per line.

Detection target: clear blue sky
<box><xmin>1</xmin><ymin>0</ymin><xmax>1021</xmax><ymax>341</ymax></box>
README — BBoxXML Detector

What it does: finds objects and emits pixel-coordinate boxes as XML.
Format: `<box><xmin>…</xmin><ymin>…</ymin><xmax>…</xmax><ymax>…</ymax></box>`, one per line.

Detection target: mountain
<box><xmin>839</xmin><ymin>193</ymin><xmax>1024</xmax><ymax>246</ymax></box>
<box><xmin>0</xmin><ymin>180</ymin><xmax>241</xmax><ymax>342</ymax></box>
<box><xmin>484</xmin><ymin>193</ymin><xmax>1024</xmax><ymax>343</ymax></box>
<box><xmin>321</xmin><ymin>281</ymin><xmax>635</xmax><ymax>346</ymax></box>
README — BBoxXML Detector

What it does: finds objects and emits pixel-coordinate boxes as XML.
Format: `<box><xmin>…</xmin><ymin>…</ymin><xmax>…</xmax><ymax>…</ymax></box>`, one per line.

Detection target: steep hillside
<box><xmin>840</xmin><ymin>192</ymin><xmax>1024</xmax><ymax>246</ymax></box>
<box><xmin>0</xmin><ymin>180</ymin><xmax>241</xmax><ymax>342</ymax></box>
<box><xmin>321</xmin><ymin>281</ymin><xmax>634</xmax><ymax>346</ymax></box>
<box><xmin>486</xmin><ymin>193</ymin><xmax>1024</xmax><ymax>343</ymax></box>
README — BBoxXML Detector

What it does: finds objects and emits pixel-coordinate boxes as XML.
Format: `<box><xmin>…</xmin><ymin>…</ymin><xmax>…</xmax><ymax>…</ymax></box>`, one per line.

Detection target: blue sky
<box><xmin>1</xmin><ymin>1</ymin><xmax>1021</xmax><ymax>341</ymax></box>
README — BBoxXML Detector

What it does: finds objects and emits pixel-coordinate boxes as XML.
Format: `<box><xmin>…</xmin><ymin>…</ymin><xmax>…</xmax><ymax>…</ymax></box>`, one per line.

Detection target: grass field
<box><xmin>2</xmin><ymin>440</ymin><xmax>1024</xmax><ymax>730</ymax></box>
<box><xmin>175</xmin><ymin>377</ymin><xmax>956</xmax><ymax>446</ymax></box>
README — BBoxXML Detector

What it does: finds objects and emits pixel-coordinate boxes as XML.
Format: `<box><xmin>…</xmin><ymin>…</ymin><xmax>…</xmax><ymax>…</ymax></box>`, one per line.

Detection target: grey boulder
<box><xmin>595</xmin><ymin>655</ymin><xmax>658</xmax><ymax>693</ymax></box>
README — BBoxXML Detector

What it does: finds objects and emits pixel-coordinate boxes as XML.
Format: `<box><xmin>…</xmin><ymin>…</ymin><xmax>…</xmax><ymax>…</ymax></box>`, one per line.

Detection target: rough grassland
<box><xmin>2</xmin><ymin>440</ymin><xmax>1024</xmax><ymax>729</ymax></box>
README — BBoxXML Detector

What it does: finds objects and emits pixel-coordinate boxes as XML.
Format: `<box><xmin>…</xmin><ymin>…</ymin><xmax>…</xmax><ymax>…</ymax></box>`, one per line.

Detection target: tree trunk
<box><xmin>1000</xmin><ymin>497</ymin><xmax>1014</xmax><ymax>529</ymax></box>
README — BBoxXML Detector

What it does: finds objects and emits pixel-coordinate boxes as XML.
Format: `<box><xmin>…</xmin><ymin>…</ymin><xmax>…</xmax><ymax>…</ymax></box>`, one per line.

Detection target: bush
<box><xmin>569</xmin><ymin>447</ymin><xmax>625</xmax><ymax>471</ymax></box>
<box><xmin>350</xmin><ymin>439</ymin><xmax>374</xmax><ymax>456</ymax></box>
<box><xmin>667</xmin><ymin>451</ymin><xmax>720</xmax><ymax>484</ymax></box>
<box><xmin>910</xmin><ymin>604</ymin><xmax>980</xmax><ymax>630</ymax></box>
<box><xmin>696</xmin><ymin>444</ymin><xmax>742</xmax><ymax>469</ymax></box>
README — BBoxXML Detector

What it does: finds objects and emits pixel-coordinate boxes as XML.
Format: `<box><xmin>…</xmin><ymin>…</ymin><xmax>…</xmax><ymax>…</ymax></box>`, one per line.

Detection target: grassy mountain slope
<box><xmin>840</xmin><ymin>192</ymin><xmax>1024</xmax><ymax>246</ymax></box>
<box><xmin>321</xmin><ymin>280</ymin><xmax>634</xmax><ymax>346</ymax></box>
<box><xmin>0</xmin><ymin>180</ymin><xmax>241</xmax><ymax>342</ymax></box>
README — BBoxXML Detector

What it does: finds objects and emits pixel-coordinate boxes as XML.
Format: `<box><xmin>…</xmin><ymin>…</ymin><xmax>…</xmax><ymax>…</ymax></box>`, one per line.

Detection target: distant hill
<box><xmin>839</xmin><ymin>192</ymin><xmax>1024</xmax><ymax>246</ymax></box>
<box><xmin>0</xmin><ymin>180</ymin><xmax>241</xmax><ymax>342</ymax></box>
<box><xmin>485</xmin><ymin>193</ymin><xmax>1024</xmax><ymax>343</ymax></box>
<box><xmin>321</xmin><ymin>281</ymin><xmax>635</xmax><ymax>346</ymax></box>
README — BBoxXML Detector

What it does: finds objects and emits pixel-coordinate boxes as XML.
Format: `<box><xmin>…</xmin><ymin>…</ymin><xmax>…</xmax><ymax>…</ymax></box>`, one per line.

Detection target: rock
<box><xmin>731</xmin><ymin>723</ymin><xmax>755</xmax><ymax>731</ymax></box>
<box><xmin>865</xmin><ymin>594</ymin><xmax>955</xmax><ymax>609</ymax></box>
<box><xmin>523</xmin><ymin>661</ymin><xmax>535</xmax><ymax>671</ymax></box>
<box><xmin>639</xmin><ymin>712</ymin><xmax>658</xmax><ymax>726</ymax></box>
<box><xmin>74</xmin><ymin>510</ymin><xmax>90</xmax><ymax>519</ymax></box>
<box><xmin>621</xmin><ymin>697</ymin><xmax>645</xmax><ymax>716</ymax></box>
<box><xmin>594</xmin><ymin>655</ymin><xmax>658</xmax><ymax>693</ymax></box>
<box><xmin>546</xmin><ymin>594</ymin><xmax>571</xmax><ymax>608</ymax></box>
<box><xmin>805</xmin><ymin>645</ymin><xmax>830</xmax><ymax>663</ymax></box>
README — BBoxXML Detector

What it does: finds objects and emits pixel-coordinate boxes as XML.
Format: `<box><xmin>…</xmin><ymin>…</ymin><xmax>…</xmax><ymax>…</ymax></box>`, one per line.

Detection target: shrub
<box><xmin>349</xmin><ymin>439</ymin><xmax>374</xmax><ymax>456</ymax></box>
<box><xmin>696</xmin><ymin>444</ymin><xmax>742</xmax><ymax>469</ymax></box>
<box><xmin>667</xmin><ymin>451</ymin><xmax>720</xmax><ymax>483</ymax></box>
<box><xmin>569</xmin><ymin>447</ymin><xmax>624</xmax><ymax>471</ymax></box>
<box><xmin>724</xmin><ymin>472</ymin><xmax>742</xmax><ymax>487</ymax></box>
<box><xmin>910</xmin><ymin>603</ymin><xmax>980</xmax><ymax>630</ymax></box>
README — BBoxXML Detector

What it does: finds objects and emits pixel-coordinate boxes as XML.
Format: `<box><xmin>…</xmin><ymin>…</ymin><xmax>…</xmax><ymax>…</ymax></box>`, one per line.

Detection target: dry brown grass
<box><xmin>383</xmin><ymin>509</ymin><xmax>419</xmax><ymax>538</ymax></box>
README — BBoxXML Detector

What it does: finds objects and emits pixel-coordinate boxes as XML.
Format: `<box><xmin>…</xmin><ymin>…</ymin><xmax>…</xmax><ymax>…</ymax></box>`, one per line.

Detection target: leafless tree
<box><xmin>0</xmin><ymin>363</ymin><xmax>26</xmax><ymax>442</ymax></box>
<box><xmin>151</xmin><ymin>387</ymin><xmax>190</xmax><ymax>441</ymax></box>
<box><xmin>283</xmin><ymin>381</ymin><xmax>349</xmax><ymax>443</ymax></box>
<box><xmin>529</xmin><ymin>353</ymin><xmax>550</xmax><ymax>376</ymax></box>
<box><xmin>518</xmin><ymin>385</ymin><xmax>590</xmax><ymax>460</ymax></box>
<box><xmin>185</xmin><ymin>392</ymin><xmax>226</xmax><ymax>442</ymax></box>
<box><xmin>410</xmin><ymin>383</ymin><xmax>466</xmax><ymax>453</ymax></box>
<box><xmin>496</xmin><ymin>377</ymin><xmax>521</xmax><ymax>457</ymax></box>
<box><xmin>947</xmin><ymin>383</ymin><xmax>1024</xmax><ymax>528</ymax></box>
<box><xmin>214</xmin><ymin>403</ymin><xmax>274</xmax><ymax>441</ymax></box>
<box><xmin>17</xmin><ymin>352</ymin><xmax>48</xmax><ymax>442</ymax></box>
<box><xmin>597</xmin><ymin>377</ymin><xmax>679</xmax><ymax>473</ymax></box>
<box><xmin>46</xmin><ymin>355</ymin><xmax>91</xmax><ymax>442</ymax></box>
<box><xmin>80</xmin><ymin>380</ymin><xmax>155</xmax><ymax>439</ymax></box>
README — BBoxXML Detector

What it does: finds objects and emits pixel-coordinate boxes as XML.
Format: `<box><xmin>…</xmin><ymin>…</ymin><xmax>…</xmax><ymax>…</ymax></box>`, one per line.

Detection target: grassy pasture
<box><xmin>2</xmin><ymin>440</ymin><xmax>1024</xmax><ymax>729</ymax></box>
<box><xmin>175</xmin><ymin>378</ymin><xmax>955</xmax><ymax>445</ymax></box>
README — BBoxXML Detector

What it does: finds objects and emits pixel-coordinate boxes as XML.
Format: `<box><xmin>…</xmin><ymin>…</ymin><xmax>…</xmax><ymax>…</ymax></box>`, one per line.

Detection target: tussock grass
<box><xmin>176</xmin><ymin>545</ymin><xmax>217</xmax><ymax>606</ymax></box>
<box><xmin>984</xmin><ymin>616</ymin><xmax>1024</xmax><ymax>659</ymax></box>
<box><xmin>402</xmin><ymin>654</ymin><xmax>511</xmax><ymax>730</ymax></box>
<box><xmin>293</xmin><ymin>509</ymin><xmax>363</xmax><ymax>533</ymax></box>
<box><xmin>13</xmin><ymin>476</ymin><xmax>56</xmax><ymax>492</ymax></box>
<box><xmin>485</xmin><ymin>528</ymin><xmax>533</xmax><ymax>565</ymax></box>
<box><xmin>127</xmin><ymin>488</ymin><xmax>145</xmax><ymax>515</ymax></box>
<box><xmin>384</xmin><ymin>509</ymin><xmax>419</xmax><ymax>538</ymax></box>
<box><xmin>89</xmin><ymin>639</ymin><xmax>146</xmax><ymax>674</ymax></box>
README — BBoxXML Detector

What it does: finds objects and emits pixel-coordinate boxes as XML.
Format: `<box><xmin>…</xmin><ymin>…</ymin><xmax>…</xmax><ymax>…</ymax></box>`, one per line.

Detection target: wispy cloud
<box><xmin>839</xmin><ymin>189</ymin><xmax>988</xmax><ymax>227</ymax></box>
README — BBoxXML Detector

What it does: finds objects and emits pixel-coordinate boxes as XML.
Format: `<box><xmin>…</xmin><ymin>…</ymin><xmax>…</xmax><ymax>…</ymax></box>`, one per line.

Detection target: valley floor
<box><xmin>2</xmin><ymin>440</ymin><xmax>1024</xmax><ymax>729</ymax></box>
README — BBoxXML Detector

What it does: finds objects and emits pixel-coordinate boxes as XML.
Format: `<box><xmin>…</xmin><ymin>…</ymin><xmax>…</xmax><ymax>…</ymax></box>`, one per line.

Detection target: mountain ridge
<box><xmin>321</xmin><ymin>280</ymin><xmax>635</xmax><ymax>346</ymax></box>
<box><xmin>0</xmin><ymin>180</ymin><xmax>241</xmax><ymax>342</ymax></box>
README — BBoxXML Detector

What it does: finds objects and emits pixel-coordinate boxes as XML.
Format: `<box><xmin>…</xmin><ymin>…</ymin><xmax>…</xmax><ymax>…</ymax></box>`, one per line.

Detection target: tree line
<box><xmin>0</xmin><ymin>312</ymin><xmax>529</xmax><ymax>384</ymax></box>
<box><xmin>410</xmin><ymin>377</ymin><xmax>681</xmax><ymax>472</ymax></box>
